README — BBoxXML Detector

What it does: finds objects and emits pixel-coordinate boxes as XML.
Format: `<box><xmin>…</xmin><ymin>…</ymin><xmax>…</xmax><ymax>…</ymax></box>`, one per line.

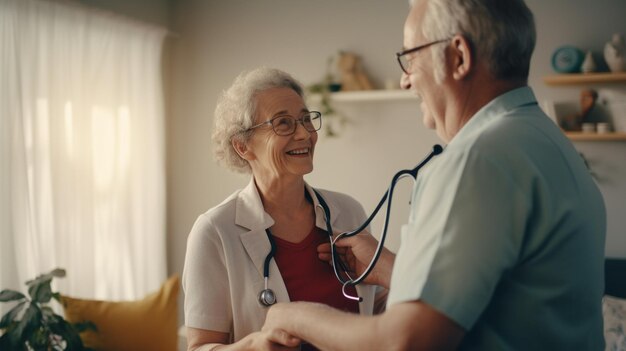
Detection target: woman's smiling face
<box><xmin>243</xmin><ymin>87</ymin><xmax>318</xmax><ymax>182</ymax></box>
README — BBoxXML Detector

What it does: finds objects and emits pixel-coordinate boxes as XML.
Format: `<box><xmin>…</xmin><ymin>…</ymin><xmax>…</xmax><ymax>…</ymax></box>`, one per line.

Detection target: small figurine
<box><xmin>558</xmin><ymin>89</ymin><xmax>598</xmax><ymax>131</ymax></box>
<box><xmin>604</xmin><ymin>33</ymin><xmax>626</xmax><ymax>73</ymax></box>
<box><xmin>337</xmin><ymin>51</ymin><xmax>374</xmax><ymax>91</ymax></box>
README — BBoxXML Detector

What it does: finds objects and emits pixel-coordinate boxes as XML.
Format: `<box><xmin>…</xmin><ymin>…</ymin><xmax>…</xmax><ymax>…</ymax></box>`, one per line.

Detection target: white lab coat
<box><xmin>183</xmin><ymin>179</ymin><xmax>377</xmax><ymax>342</ymax></box>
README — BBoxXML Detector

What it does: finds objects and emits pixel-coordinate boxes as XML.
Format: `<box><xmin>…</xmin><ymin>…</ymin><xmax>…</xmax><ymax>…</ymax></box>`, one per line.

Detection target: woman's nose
<box><xmin>293</xmin><ymin>121</ymin><xmax>312</xmax><ymax>139</ymax></box>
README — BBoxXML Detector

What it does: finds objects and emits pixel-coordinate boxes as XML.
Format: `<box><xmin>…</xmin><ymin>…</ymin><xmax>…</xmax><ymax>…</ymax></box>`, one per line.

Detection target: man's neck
<box><xmin>444</xmin><ymin>73</ymin><xmax>527</xmax><ymax>141</ymax></box>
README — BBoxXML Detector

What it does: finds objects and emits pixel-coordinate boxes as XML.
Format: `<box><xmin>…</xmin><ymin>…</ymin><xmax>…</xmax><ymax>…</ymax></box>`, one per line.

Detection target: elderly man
<box><xmin>260</xmin><ymin>0</ymin><xmax>606</xmax><ymax>350</ymax></box>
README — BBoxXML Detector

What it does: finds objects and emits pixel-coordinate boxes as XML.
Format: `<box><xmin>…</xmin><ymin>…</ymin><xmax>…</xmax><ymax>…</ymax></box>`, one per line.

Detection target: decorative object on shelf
<box><xmin>0</xmin><ymin>268</ymin><xmax>96</xmax><ymax>350</ymax></box>
<box><xmin>604</xmin><ymin>33</ymin><xmax>626</xmax><ymax>73</ymax></box>
<box><xmin>551</xmin><ymin>46</ymin><xmax>584</xmax><ymax>73</ymax></box>
<box><xmin>384</xmin><ymin>78</ymin><xmax>399</xmax><ymax>90</ymax></box>
<box><xmin>307</xmin><ymin>54</ymin><xmax>348</xmax><ymax>136</ymax></box>
<box><xmin>597</xmin><ymin>122</ymin><xmax>611</xmax><ymax>134</ymax></box>
<box><xmin>557</xmin><ymin>89</ymin><xmax>598</xmax><ymax>131</ymax></box>
<box><xmin>337</xmin><ymin>51</ymin><xmax>374</xmax><ymax>91</ymax></box>
<box><xmin>581</xmin><ymin>123</ymin><xmax>596</xmax><ymax>133</ymax></box>
<box><xmin>581</xmin><ymin>51</ymin><xmax>597</xmax><ymax>73</ymax></box>
<box><xmin>325</xmin><ymin>53</ymin><xmax>342</xmax><ymax>92</ymax></box>
<box><xmin>598</xmin><ymin>89</ymin><xmax>626</xmax><ymax>132</ymax></box>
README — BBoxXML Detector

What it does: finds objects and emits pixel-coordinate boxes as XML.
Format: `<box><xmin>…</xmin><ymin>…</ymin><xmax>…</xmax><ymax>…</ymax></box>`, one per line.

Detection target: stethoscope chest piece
<box><xmin>259</xmin><ymin>229</ymin><xmax>278</xmax><ymax>307</ymax></box>
<box><xmin>258</xmin><ymin>289</ymin><xmax>276</xmax><ymax>306</ymax></box>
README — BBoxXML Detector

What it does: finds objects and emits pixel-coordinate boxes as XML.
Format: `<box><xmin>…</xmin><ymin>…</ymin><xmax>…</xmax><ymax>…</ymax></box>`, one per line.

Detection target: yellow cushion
<box><xmin>61</xmin><ymin>275</ymin><xmax>179</xmax><ymax>351</ymax></box>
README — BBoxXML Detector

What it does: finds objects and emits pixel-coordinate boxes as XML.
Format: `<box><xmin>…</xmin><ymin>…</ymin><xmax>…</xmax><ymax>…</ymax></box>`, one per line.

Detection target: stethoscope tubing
<box><xmin>259</xmin><ymin>144</ymin><xmax>443</xmax><ymax>305</ymax></box>
<box><xmin>328</xmin><ymin>145</ymin><xmax>443</xmax><ymax>293</ymax></box>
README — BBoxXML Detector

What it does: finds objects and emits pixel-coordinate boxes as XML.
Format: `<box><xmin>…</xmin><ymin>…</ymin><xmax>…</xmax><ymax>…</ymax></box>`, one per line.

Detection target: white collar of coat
<box><xmin>234</xmin><ymin>178</ymin><xmax>341</xmax><ymax>231</ymax></box>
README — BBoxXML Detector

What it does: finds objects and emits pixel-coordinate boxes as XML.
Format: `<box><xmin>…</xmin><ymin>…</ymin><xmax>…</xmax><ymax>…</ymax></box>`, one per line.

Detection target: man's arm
<box><xmin>263</xmin><ymin>300</ymin><xmax>465</xmax><ymax>351</ymax></box>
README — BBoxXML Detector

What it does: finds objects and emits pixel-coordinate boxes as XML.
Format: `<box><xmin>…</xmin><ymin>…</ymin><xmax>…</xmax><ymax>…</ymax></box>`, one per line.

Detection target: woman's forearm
<box><xmin>188</xmin><ymin>336</ymin><xmax>248</xmax><ymax>351</ymax></box>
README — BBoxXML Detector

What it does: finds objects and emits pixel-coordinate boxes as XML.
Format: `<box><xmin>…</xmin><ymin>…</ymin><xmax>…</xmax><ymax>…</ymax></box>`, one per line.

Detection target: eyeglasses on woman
<box><xmin>247</xmin><ymin>111</ymin><xmax>322</xmax><ymax>136</ymax></box>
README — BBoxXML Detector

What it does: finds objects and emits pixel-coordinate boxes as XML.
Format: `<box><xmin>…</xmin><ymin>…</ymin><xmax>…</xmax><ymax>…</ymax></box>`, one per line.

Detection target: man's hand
<box><xmin>260</xmin><ymin>303</ymin><xmax>309</xmax><ymax>349</ymax></box>
<box><xmin>317</xmin><ymin>231</ymin><xmax>395</xmax><ymax>288</ymax></box>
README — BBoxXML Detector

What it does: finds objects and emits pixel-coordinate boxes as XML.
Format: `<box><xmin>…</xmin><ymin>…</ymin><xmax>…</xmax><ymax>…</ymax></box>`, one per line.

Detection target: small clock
<box><xmin>551</xmin><ymin>46</ymin><xmax>584</xmax><ymax>73</ymax></box>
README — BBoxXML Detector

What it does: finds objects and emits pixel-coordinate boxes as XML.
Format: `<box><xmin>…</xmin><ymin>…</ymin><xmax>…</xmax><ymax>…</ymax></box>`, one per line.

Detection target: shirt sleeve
<box><xmin>182</xmin><ymin>214</ymin><xmax>232</xmax><ymax>332</ymax></box>
<box><xmin>388</xmin><ymin>149</ymin><xmax>530</xmax><ymax>330</ymax></box>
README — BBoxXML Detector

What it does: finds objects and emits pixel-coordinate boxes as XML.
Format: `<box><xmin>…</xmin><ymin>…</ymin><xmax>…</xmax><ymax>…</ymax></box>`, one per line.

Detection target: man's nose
<box><xmin>400</xmin><ymin>73</ymin><xmax>411</xmax><ymax>90</ymax></box>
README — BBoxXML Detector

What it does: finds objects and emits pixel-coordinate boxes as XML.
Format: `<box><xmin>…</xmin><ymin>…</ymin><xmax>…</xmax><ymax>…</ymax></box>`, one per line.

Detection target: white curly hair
<box><xmin>212</xmin><ymin>67</ymin><xmax>305</xmax><ymax>174</ymax></box>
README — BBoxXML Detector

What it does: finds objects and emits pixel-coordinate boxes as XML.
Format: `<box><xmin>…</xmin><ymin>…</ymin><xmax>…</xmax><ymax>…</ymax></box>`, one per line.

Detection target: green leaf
<box><xmin>48</xmin><ymin>268</ymin><xmax>66</xmax><ymax>278</ymax></box>
<box><xmin>0</xmin><ymin>332</ymin><xmax>11</xmax><ymax>350</ymax></box>
<box><xmin>28</xmin><ymin>279</ymin><xmax>53</xmax><ymax>304</ymax></box>
<box><xmin>11</xmin><ymin>303</ymin><xmax>42</xmax><ymax>346</ymax></box>
<box><xmin>40</xmin><ymin>306</ymin><xmax>56</xmax><ymax>321</ymax></box>
<box><xmin>51</xmin><ymin>292</ymin><xmax>61</xmax><ymax>303</ymax></box>
<box><xmin>25</xmin><ymin>268</ymin><xmax>66</xmax><ymax>287</ymax></box>
<box><xmin>0</xmin><ymin>289</ymin><xmax>26</xmax><ymax>302</ymax></box>
<box><xmin>0</xmin><ymin>300</ymin><xmax>26</xmax><ymax>329</ymax></box>
<box><xmin>28</xmin><ymin>280</ymin><xmax>52</xmax><ymax>303</ymax></box>
<box><xmin>27</xmin><ymin>328</ymin><xmax>48</xmax><ymax>349</ymax></box>
<box><xmin>24</xmin><ymin>268</ymin><xmax>66</xmax><ymax>304</ymax></box>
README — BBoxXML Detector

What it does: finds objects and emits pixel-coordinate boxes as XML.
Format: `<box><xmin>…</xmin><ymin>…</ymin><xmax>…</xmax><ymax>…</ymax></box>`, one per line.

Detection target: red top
<box><xmin>272</xmin><ymin>226</ymin><xmax>360</xmax><ymax>350</ymax></box>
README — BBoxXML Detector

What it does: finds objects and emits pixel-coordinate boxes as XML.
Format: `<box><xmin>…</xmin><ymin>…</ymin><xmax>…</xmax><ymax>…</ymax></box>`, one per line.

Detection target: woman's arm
<box><xmin>186</xmin><ymin>327</ymin><xmax>301</xmax><ymax>351</ymax></box>
<box><xmin>186</xmin><ymin>327</ymin><xmax>228</xmax><ymax>351</ymax></box>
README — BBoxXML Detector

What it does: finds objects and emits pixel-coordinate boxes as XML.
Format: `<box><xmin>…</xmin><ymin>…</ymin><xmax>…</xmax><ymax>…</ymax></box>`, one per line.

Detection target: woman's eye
<box><xmin>276</xmin><ymin>117</ymin><xmax>292</xmax><ymax>126</ymax></box>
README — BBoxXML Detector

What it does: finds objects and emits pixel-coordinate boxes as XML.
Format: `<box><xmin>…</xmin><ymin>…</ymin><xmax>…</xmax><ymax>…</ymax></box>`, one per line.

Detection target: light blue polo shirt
<box><xmin>388</xmin><ymin>87</ymin><xmax>606</xmax><ymax>350</ymax></box>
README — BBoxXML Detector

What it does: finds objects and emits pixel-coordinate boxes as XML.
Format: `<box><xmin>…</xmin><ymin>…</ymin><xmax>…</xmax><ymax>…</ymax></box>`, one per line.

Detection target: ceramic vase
<box><xmin>604</xmin><ymin>33</ymin><xmax>626</xmax><ymax>73</ymax></box>
<box><xmin>581</xmin><ymin>51</ymin><xmax>597</xmax><ymax>73</ymax></box>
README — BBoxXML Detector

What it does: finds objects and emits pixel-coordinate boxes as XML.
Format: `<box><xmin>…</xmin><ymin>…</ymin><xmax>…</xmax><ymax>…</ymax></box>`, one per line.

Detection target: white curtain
<box><xmin>0</xmin><ymin>0</ymin><xmax>167</xmax><ymax>308</ymax></box>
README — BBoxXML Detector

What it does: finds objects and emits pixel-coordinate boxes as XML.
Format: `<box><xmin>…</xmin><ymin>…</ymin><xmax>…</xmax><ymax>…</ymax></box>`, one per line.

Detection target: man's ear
<box><xmin>232</xmin><ymin>138</ymin><xmax>254</xmax><ymax>161</ymax></box>
<box><xmin>450</xmin><ymin>34</ymin><xmax>473</xmax><ymax>80</ymax></box>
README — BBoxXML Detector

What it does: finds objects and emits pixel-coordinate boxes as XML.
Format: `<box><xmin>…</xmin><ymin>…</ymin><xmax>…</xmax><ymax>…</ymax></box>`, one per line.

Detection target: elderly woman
<box><xmin>182</xmin><ymin>67</ymin><xmax>383</xmax><ymax>351</ymax></box>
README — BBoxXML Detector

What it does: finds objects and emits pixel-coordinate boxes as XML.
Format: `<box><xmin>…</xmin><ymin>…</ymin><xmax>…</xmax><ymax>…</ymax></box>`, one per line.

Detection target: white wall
<box><xmin>167</xmin><ymin>0</ymin><xmax>626</xmax><ymax>296</ymax></box>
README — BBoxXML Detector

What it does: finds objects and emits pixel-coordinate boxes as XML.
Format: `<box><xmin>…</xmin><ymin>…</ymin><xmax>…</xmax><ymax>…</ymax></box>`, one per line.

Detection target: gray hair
<box><xmin>212</xmin><ymin>67</ymin><xmax>305</xmax><ymax>174</ymax></box>
<box><xmin>413</xmin><ymin>0</ymin><xmax>536</xmax><ymax>83</ymax></box>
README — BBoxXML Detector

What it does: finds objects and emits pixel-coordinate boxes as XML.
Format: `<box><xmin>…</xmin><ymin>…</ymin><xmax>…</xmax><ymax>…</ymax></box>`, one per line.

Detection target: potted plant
<box><xmin>308</xmin><ymin>54</ymin><xmax>349</xmax><ymax>137</ymax></box>
<box><xmin>0</xmin><ymin>268</ymin><xmax>95</xmax><ymax>350</ymax></box>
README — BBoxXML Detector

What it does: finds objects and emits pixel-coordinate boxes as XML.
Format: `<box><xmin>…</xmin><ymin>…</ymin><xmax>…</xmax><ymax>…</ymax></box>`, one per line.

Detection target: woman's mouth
<box><xmin>286</xmin><ymin>148</ymin><xmax>310</xmax><ymax>156</ymax></box>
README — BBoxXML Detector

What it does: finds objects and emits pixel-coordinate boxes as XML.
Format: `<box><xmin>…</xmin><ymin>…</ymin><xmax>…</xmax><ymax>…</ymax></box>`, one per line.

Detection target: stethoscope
<box><xmin>258</xmin><ymin>144</ymin><xmax>444</xmax><ymax>307</ymax></box>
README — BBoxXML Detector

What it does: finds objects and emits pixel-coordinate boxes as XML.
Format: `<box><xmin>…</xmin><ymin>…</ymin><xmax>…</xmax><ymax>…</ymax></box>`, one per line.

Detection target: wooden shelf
<box><xmin>565</xmin><ymin>132</ymin><xmax>626</xmax><ymax>141</ymax></box>
<box><xmin>308</xmin><ymin>90</ymin><xmax>416</xmax><ymax>103</ymax></box>
<box><xmin>544</xmin><ymin>72</ymin><xmax>626</xmax><ymax>85</ymax></box>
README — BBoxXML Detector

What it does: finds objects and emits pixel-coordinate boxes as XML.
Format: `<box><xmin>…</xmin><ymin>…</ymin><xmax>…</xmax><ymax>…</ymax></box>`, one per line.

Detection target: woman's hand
<box><xmin>186</xmin><ymin>326</ymin><xmax>299</xmax><ymax>351</ymax></box>
<box><xmin>317</xmin><ymin>231</ymin><xmax>395</xmax><ymax>288</ymax></box>
<box><xmin>236</xmin><ymin>330</ymin><xmax>300</xmax><ymax>351</ymax></box>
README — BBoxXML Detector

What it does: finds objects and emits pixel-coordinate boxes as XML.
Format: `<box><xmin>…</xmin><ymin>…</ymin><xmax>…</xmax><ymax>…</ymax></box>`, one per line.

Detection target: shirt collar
<box><xmin>449</xmin><ymin>86</ymin><xmax>537</xmax><ymax>147</ymax></box>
